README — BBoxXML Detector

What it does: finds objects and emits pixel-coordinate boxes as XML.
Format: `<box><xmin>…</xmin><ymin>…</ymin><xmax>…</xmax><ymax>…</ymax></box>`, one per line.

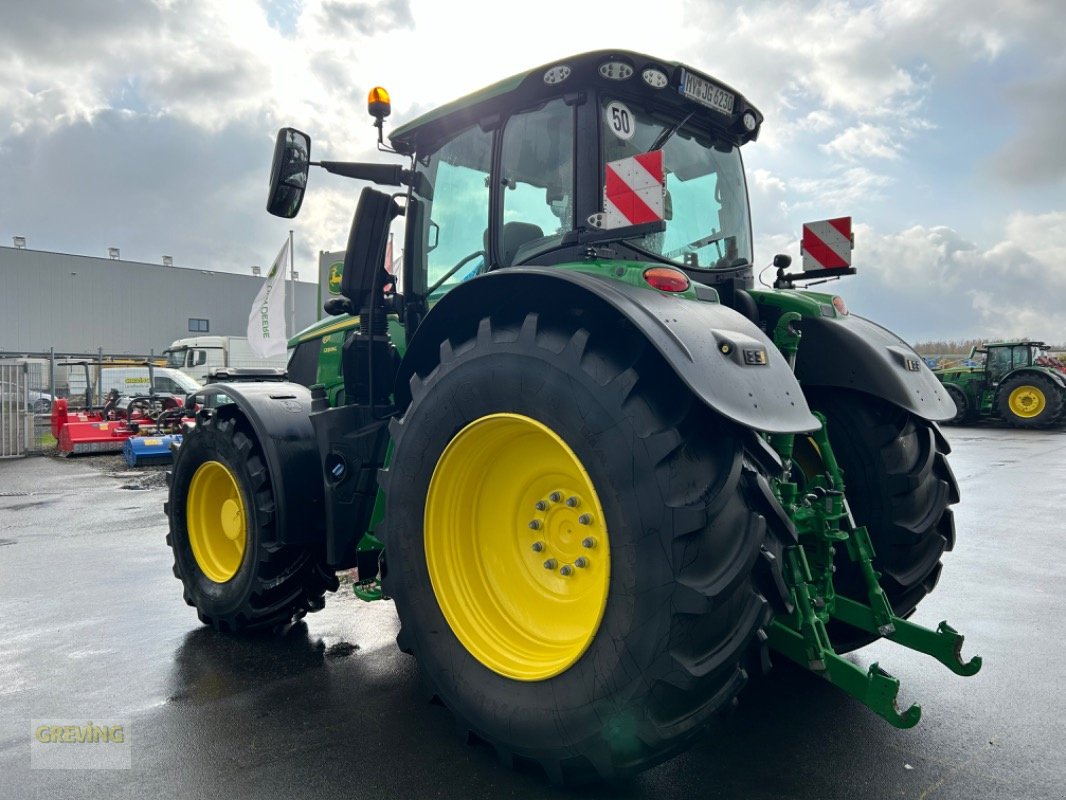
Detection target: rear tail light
<box><xmin>643</xmin><ymin>267</ymin><xmax>690</xmax><ymax>293</ymax></box>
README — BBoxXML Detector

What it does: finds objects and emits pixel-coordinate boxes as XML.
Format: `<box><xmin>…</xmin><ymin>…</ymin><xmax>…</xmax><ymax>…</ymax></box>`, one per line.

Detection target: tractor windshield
<box><xmin>601</xmin><ymin>97</ymin><xmax>752</xmax><ymax>270</ymax></box>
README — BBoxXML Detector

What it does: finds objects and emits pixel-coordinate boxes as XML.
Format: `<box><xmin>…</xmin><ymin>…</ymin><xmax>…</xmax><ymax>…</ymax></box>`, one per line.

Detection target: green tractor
<box><xmin>165</xmin><ymin>51</ymin><xmax>980</xmax><ymax>784</ymax></box>
<box><xmin>935</xmin><ymin>340</ymin><xmax>1066</xmax><ymax>428</ymax></box>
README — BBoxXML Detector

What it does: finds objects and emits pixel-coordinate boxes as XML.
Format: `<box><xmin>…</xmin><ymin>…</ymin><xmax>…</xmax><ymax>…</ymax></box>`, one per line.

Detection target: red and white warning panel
<box><xmin>602</xmin><ymin>150</ymin><xmax>665</xmax><ymax>229</ymax></box>
<box><xmin>801</xmin><ymin>217</ymin><xmax>853</xmax><ymax>271</ymax></box>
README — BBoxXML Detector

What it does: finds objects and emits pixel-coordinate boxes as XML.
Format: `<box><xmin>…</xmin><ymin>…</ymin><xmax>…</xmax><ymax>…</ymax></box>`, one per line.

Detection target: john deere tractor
<box><xmin>935</xmin><ymin>340</ymin><xmax>1066</xmax><ymax>428</ymax></box>
<box><xmin>165</xmin><ymin>51</ymin><xmax>980</xmax><ymax>784</ymax></box>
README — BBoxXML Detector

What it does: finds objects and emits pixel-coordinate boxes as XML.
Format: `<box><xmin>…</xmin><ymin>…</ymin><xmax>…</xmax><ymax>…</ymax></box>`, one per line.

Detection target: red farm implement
<box><xmin>51</xmin><ymin>393</ymin><xmax>192</xmax><ymax>460</ymax></box>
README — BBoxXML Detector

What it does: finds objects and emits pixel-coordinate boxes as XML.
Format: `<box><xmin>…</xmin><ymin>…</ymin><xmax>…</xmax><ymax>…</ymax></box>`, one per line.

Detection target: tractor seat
<box><xmin>501</xmin><ymin>221</ymin><xmax>544</xmax><ymax>266</ymax></box>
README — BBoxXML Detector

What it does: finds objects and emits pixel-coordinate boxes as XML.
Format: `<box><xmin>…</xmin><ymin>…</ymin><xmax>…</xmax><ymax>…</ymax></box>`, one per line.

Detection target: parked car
<box><xmin>0</xmin><ymin>381</ymin><xmax>54</xmax><ymax>413</ymax></box>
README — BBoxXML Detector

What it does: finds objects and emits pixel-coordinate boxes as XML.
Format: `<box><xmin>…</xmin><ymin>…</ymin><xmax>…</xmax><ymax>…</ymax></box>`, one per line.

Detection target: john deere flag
<box><xmin>247</xmin><ymin>238</ymin><xmax>289</xmax><ymax>358</ymax></box>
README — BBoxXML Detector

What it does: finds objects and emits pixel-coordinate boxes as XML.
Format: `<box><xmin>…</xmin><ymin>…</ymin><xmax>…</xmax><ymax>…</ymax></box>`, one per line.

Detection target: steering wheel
<box><xmin>663</xmin><ymin>231</ymin><xmax>727</xmax><ymax>260</ymax></box>
<box><xmin>427</xmin><ymin>250</ymin><xmax>486</xmax><ymax>295</ymax></box>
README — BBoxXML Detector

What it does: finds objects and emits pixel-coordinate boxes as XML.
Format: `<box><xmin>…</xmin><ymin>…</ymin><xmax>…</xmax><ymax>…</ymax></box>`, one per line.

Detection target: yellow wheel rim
<box><xmin>187</xmin><ymin>460</ymin><xmax>248</xmax><ymax>583</ymax></box>
<box><xmin>425</xmin><ymin>413</ymin><xmax>610</xmax><ymax>681</ymax></box>
<box><xmin>792</xmin><ymin>436</ymin><xmax>824</xmax><ymax>485</ymax></box>
<box><xmin>1008</xmin><ymin>385</ymin><xmax>1045</xmax><ymax>418</ymax></box>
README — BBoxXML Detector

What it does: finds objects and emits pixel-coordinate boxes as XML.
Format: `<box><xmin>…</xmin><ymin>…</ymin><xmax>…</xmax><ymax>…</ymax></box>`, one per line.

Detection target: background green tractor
<box><xmin>935</xmin><ymin>340</ymin><xmax>1066</xmax><ymax>428</ymax></box>
<box><xmin>165</xmin><ymin>50</ymin><xmax>979</xmax><ymax>784</ymax></box>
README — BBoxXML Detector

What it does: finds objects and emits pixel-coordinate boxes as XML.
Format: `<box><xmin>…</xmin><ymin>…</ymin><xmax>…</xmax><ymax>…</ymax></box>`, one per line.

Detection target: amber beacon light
<box><xmin>368</xmin><ymin>87</ymin><xmax>392</xmax><ymax>120</ymax></box>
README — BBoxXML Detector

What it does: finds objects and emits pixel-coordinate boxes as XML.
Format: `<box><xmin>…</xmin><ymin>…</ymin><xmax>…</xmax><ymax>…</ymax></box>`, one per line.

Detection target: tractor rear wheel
<box><xmin>165</xmin><ymin>411</ymin><xmax>337</xmax><ymax>632</ymax></box>
<box><xmin>801</xmin><ymin>389</ymin><xmax>958</xmax><ymax>651</ymax></box>
<box><xmin>943</xmin><ymin>384</ymin><xmax>971</xmax><ymax>425</ymax></box>
<box><xmin>380</xmin><ymin>311</ymin><xmax>792</xmax><ymax>784</ymax></box>
<box><xmin>997</xmin><ymin>373</ymin><xmax>1064</xmax><ymax>428</ymax></box>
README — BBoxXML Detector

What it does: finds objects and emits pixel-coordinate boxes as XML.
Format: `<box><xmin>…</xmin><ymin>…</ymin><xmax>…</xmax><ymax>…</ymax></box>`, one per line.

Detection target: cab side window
<box><xmin>414</xmin><ymin>125</ymin><xmax>492</xmax><ymax>296</ymax></box>
<box><xmin>498</xmin><ymin>98</ymin><xmax>575</xmax><ymax>266</ymax></box>
<box><xmin>988</xmin><ymin>349</ymin><xmax>1010</xmax><ymax>380</ymax></box>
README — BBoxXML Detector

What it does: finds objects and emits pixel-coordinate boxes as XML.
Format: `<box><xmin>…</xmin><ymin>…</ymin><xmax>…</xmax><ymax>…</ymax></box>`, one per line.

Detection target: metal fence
<box><xmin>0</xmin><ymin>359</ymin><xmax>50</xmax><ymax>456</ymax></box>
<box><xmin>0</xmin><ymin>349</ymin><xmax>165</xmax><ymax>456</ymax></box>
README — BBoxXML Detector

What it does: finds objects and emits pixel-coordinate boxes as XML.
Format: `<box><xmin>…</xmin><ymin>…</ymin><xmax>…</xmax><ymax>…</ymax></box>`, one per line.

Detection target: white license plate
<box><xmin>680</xmin><ymin>70</ymin><xmax>735</xmax><ymax>116</ymax></box>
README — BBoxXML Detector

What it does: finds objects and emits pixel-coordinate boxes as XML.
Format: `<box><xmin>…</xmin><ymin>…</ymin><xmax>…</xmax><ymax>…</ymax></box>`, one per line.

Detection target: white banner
<box><xmin>247</xmin><ymin>238</ymin><xmax>289</xmax><ymax>358</ymax></box>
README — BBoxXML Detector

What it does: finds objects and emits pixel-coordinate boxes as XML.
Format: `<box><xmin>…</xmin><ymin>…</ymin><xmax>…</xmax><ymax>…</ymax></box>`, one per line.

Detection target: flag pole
<box><xmin>288</xmin><ymin>229</ymin><xmax>295</xmax><ymax>337</ymax></box>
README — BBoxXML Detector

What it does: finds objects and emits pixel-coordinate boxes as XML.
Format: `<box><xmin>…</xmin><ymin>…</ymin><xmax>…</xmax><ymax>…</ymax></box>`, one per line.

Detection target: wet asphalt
<box><xmin>0</xmin><ymin>426</ymin><xmax>1064</xmax><ymax>800</ymax></box>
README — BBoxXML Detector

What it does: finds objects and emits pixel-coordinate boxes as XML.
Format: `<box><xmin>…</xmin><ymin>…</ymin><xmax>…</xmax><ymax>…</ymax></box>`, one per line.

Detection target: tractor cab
<box><xmin>978</xmin><ymin>341</ymin><xmax>1043</xmax><ymax>384</ymax></box>
<box><xmin>386</xmin><ymin>52</ymin><xmax>761</xmax><ymax>311</ymax></box>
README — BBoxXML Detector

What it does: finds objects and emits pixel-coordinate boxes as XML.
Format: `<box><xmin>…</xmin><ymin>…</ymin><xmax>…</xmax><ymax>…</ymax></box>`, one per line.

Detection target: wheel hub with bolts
<box><xmin>1008</xmin><ymin>385</ymin><xmax>1045</xmax><ymax>418</ymax></box>
<box><xmin>528</xmin><ymin>491</ymin><xmax>599</xmax><ymax>579</ymax></box>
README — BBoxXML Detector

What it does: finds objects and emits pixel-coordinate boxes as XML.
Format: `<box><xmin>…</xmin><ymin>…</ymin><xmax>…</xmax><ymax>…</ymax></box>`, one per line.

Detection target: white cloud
<box><xmin>796</xmin><ymin>110</ymin><xmax>835</xmax><ymax>132</ymax></box>
<box><xmin>821</xmin><ymin>123</ymin><xmax>902</xmax><ymax>161</ymax></box>
<box><xmin>750</xmin><ymin>168</ymin><xmax>787</xmax><ymax>195</ymax></box>
<box><xmin>1003</xmin><ymin>211</ymin><xmax>1066</xmax><ymax>265</ymax></box>
<box><xmin>788</xmin><ymin>167</ymin><xmax>895</xmax><ymax>212</ymax></box>
<box><xmin>817</xmin><ymin>214</ymin><xmax>1066</xmax><ymax>341</ymax></box>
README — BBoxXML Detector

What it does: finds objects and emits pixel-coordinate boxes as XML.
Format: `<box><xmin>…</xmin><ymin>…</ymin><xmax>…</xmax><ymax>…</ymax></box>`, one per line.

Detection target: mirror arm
<box><xmin>316</xmin><ymin>161</ymin><xmax>404</xmax><ymax>185</ymax></box>
<box><xmin>313</xmin><ymin>161</ymin><xmax>433</xmax><ymax>200</ymax></box>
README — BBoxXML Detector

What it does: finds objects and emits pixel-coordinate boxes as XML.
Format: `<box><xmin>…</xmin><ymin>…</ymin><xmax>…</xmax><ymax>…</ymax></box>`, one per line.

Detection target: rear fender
<box><xmin>791</xmin><ymin>314</ymin><xmax>956</xmax><ymax>421</ymax></box>
<box><xmin>397</xmin><ymin>268</ymin><xmax>820</xmax><ymax>434</ymax></box>
<box><xmin>997</xmin><ymin>367</ymin><xmax>1066</xmax><ymax>393</ymax></box>
<box><xmin>194</xmin><ymin>381</ymin><xmax>323</xmax><ymax>547</ymax></box>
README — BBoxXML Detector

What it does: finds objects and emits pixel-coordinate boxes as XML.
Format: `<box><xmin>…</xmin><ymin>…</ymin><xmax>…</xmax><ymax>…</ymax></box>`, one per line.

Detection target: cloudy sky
<box><xmin>2</xmin><ymin>0</ymin><xmax>1063</xmax><ymax>342</ymax></box>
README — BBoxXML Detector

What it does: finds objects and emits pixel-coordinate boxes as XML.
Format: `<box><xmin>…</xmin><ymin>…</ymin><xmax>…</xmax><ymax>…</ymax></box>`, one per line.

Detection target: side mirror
<box><xmin>267</xmin><ymin>128</ymin><xmax>311</xmax><ymax>218</ymax></box>
<box><xmin>323</xmin><ymin>297</ymin><xmax>354</xmax><ymax>317</ymax></box>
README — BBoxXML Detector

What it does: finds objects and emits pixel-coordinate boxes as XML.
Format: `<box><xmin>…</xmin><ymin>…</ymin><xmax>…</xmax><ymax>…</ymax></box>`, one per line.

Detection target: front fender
<box><xmin>194</xmin><ymin>381</ymin><xmax>324</xmax><ymax>546</ymax></box>
<box><xmin>399</xmin><ymin>268</ymin><xmax>820</xmax><ymax>434</ymax></box>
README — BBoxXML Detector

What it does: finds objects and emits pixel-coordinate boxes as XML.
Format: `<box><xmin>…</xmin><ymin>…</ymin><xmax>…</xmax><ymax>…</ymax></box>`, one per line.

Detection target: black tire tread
<box><xmin>996</xmin><ymin>373</ymin><xmax>1066</xmax><ymax>429</ymax></box>
<box><xmin>166</xmin><ymin>411</ymin><xmax>337</xmax><ymax>633</ymax></box>
<box><xmin>381</xmin><ymin>310</ymin><xmax>793</xmax><ymax>784</ymax></box>
<box><xmin>942</xmin><ymin>383</ymin><xmax>972</xmax><ymax>425</ymax></box>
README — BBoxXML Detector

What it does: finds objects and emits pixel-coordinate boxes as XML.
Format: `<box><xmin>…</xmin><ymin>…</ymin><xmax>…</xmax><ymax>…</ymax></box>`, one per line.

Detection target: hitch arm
<box><xmin>832</xmin><ymin>599</ymin><xmax>982</xmax><ymax>677</ymax></box>
<box><xmin>766</xmin><ymin>621</ymin><xmax>922</xmax><ymax>729</ymax></box>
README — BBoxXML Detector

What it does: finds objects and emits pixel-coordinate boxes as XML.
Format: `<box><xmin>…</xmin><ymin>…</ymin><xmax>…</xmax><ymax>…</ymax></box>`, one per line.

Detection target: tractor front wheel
<box><xmin>943</xmin><ymin>384</ymin><xmax>972</xmax><ymax>425</ymax></box>
<box><xmin>166</xmin><ymin>412</ymin><xmax>337</xmax><ymax>632</ymax></box>
<box><xmin>997</xmin><ymin>373</ymin><xmax>1064</xmax><ymax>428</ymax></box>
<box><xmin>380</xmin><ymin>311</ymin><xmax>791</xmax><ymax>784</ymax></box>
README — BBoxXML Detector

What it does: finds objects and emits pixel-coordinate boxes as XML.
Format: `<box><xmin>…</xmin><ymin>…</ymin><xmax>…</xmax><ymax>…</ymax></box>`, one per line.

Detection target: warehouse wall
<box><xmin>0</xmin><ymin>246</ymin><xmax>319</xmax><ymax>355</ymax></box>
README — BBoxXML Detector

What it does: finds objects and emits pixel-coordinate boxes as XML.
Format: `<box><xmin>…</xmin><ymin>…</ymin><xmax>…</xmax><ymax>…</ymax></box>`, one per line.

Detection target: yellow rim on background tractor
<box><xmin>425</xmin><ymin>414</ymin><xmax>611</xmax><ymax>681</ymax></box>
<box><xmin>187</xmin><ymin>460</ymin><xmax>248</xmax><ymax>583</ymax></box>
<box><xmin>1008</xmin><ymin>385</ymin><xmax>1045</xmax><ymax>419</ymax></box>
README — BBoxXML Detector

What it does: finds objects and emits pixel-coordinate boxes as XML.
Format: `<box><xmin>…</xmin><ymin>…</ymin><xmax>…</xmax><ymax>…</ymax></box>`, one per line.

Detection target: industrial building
<box><xmin>0</xmin><ymin>244</ymin><xmax>319</xmax><ymax>356</ymax></box>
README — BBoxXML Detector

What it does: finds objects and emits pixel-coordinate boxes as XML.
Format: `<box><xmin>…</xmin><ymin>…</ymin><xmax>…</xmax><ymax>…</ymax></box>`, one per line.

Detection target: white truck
<box><xmin>163</xmin><ymin>336</ymin><xmax>288</xmax><ymax>384</ymax></box>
